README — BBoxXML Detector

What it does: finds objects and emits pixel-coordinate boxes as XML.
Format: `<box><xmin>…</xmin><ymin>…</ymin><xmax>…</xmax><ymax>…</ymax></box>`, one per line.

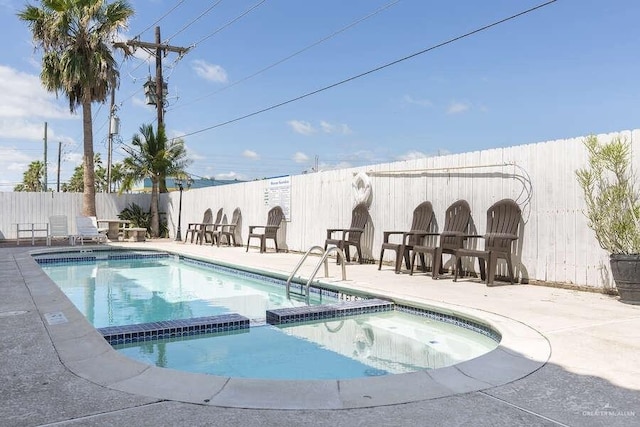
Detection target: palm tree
<box><xmin>121</xmin><ymin>124</ymin><xmax>191</xmax><ymax>237</ymax></box>
<box><xmin>18</xmin><ymin>0</ymin><xmax>134</xmax><ymax>216</ymax></box>
<box><xmin>14</xmin><ymin>161</ymin><xmax>45</xmax><ymax>192</ymax></box>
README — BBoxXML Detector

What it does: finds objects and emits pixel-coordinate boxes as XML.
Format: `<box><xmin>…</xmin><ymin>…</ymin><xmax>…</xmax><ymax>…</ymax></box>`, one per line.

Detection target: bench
<box><xmin>122</xmin><ymin>227</ymin><xmax>147</xmax><ymax>242</ymax></box>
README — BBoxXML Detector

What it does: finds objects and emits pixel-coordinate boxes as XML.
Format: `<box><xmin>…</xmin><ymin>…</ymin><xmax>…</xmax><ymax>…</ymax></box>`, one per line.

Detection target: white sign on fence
<box><xmin>265</xmin><ymin>175</ymin><xmax>291</xmax><ymax>221</ymax></box>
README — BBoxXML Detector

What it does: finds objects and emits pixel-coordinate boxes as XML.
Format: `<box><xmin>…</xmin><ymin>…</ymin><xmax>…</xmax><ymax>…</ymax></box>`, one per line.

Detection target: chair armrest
<box><xmin>326</xmin><ymin>228</ymin><xmax>346</xmax><ymax>239</ymax></box>
<box><xmin>249</xmin><ymin>225</ymin><xmax>265</xmax><ymax>233</ymax></box>
<box><xmin>464</xmin><ymin>234</ymin><xmax>484</xmax><ymax>239</ymax></box>
<box><xmin>484</xmin><ymin>233</ymin><xmax>518</xmax><ymax>240</ymax></box>
<box><xmin>382</xmin><ymin>231</ymin><xmax>405</xmax><ymax>243</ymax></box>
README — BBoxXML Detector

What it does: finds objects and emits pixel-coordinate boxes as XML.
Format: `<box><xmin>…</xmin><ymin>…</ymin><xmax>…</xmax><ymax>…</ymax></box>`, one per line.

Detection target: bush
<box><xmin>118</xmin><ymin>203</ymin><xmax>168</xmax><ymax>238</ymax></box>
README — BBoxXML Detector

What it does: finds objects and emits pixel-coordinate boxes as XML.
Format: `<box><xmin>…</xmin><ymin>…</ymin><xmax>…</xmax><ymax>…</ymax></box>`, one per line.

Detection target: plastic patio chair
<box><xmin>246</xmin><ymin>206</ymin><xmax>285</xmax><ymax>253</ymax></box>
<box><xmin>378</xmin><ymin>201</ymin><xmax>433</xmax><ymax>273</ymax></box>
<box><xmin>184</xmin><ymin>208</ymin><xmax>213</xmax><ymax>244</ymax></box>
<box><xmin>410</xmin><ymin>199</ymin><xmax>471</xmax><ymax>278</ymax></box>
<box><xmin>324</xmin><ymin>202</ymin><xmax>369</xmax><ymax>264</ymax></box>
<box><xmin>453</xmin><ymin>199</ymin><xmax>521</xmax><ymax>285</ymax></box>
<box><xmin>47</xmin><ymin>215</ymin><xmax>72</xmax><ymax>246</ymax></box>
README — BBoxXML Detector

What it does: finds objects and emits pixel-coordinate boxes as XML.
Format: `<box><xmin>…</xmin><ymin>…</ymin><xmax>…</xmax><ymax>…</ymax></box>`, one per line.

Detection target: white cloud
<box><xmin>320</xmin><ymin>121</ymin><xmax>352</xmax><ymax>135</ymax></box>
<box><xmin>447</xmin><ymin>101</ymin><xmax>471</xmax><ymax>114</ymax></box>
<box><xmin>0</xmin><ymin>65</ymin><xmax>72</xmax><ymax>120</ymax></box>
<box><xmin>192</xmin><ymin>60</ymin><xmax>228</xmax><ymax>83</ymax></box>
<box><xmin>243</xmin><ymin>149</ymin><xmax>259</xmax><ymax>160</ymax></box>
<box><xmin>403</xmin><ymin>95</ymin><xmax>433</xmax><ymax>107</ymax></box>
<box><xmin>292</xmin><ymin>152</ymin><xmax>309</xmax><ymax>163</ymax></box>
<box><xmin>287</xmin><ymin>120</ymin><xmax>316</xmax><ymax>135</ymax></box>
<box><xmin>215</xmin><ymin>171</ymin><xmax>248</xmax><ymax>181</ymax></box>
<box><xmin>397</xmin><ymin>150</ymin><xmax>429</xmax><ymax>161</ymax></box>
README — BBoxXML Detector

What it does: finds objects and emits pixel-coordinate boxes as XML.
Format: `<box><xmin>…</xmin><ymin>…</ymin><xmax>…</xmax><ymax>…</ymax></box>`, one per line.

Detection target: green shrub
<box><xmin>118</xmin><ymin>203</ymin><xmax>168</xmax><ymax>238</ymax></box>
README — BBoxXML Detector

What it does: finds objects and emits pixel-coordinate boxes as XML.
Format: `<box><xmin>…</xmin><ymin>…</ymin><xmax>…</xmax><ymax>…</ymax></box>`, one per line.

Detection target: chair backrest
<box><xmin>408</xmin><ymin>201</ymin><xmax>433</xmax><ymax>245</ymax></box>
<box><xmin>484</xmin><ymin>199</ymin><xmax>521</xmax><ymax>252</ymax></box>
<box><xmin>202</xmin><ymin>208</ymin><xmax>213</xmax><ymax>224</ymax></box>
<box><xmin>76</xmin><ymin>216</ymin><xmax>100</xmax><ymax>235</ymax></box>
<box><xmin>229</xmin><ymin>207</ymin><xmax>241</xmax><ymax>226</ymax></box>
<box><xmin>347</xmin><ymin>203</ymin><xmax>369</xmax><ymax>244</ymax></box>
<box><xmin>49</xmin><ymin>215</ymin><xmax>68</xmax><ymax>237</ymax></box>
<box><xmin>440</xmin><ymin>200</ymin><xmax>471</xmax><ymax>250</ymax></box>
<box><xmin>265</xmin><ymin>206</ymin><xmax>284</xmax><ymax>238</ymax></box>
<box><xmin>214</xmin><ymin>208</ymin><xmax>223</xmax><ymax>225</ymax></box>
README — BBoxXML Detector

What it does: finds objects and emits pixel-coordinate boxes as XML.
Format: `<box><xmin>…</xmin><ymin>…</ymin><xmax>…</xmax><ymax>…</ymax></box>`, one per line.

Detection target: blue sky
<box><xmin>1</xmin><ymin>0</ymin><xmax>640</xmax><ymax>190</ymax></box>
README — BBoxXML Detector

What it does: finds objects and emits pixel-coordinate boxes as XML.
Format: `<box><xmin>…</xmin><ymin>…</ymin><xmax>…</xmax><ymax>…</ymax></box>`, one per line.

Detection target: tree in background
<box><xmin>121</xmin><ymin>124</ymin><xmax>191</xmax><ymax>237</ymax></box>
<box><xmin>61</xmin><ymin>154</ymin><xmax>110</xmax><ymax>193</ymax></box>
<box><xmin>14</xmin><ymin>161</ymin><xmax>45</xmax><ymax>192</ymax></box>
<box><xmin>18</xmin><ymin>0</ymin><xmax>134</xmax><ymax>216</ymax></box>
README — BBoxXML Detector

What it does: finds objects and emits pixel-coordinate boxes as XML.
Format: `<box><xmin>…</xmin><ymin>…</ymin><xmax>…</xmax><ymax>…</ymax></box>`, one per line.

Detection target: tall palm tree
<box><xmin>121</xmin><ymin>124</ymin><xmax>191</xmax><ymax>237</ymax></box>
<box><xmin>14</xmin><ymin>161</ymin><xmax>45</xmax><ymax>192</ymax></box>
<box><xmin>18</xmin><ymin>0</ymin><xmax>134</xmax><ymax>215</ymax></box>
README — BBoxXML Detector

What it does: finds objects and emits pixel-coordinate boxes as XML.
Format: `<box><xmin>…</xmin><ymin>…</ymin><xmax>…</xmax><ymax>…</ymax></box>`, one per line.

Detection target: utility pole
<box><xmin>126</xmin><ymin>27</ymin><xmax>189</xmax><ymax>131</ymax></box>
<box><xmin>43</xmin><ymin>122</ymin><xmax>47</xmax><ymax>191</ymax></box>
<box><xmin>57</xmin><ymin>141</ymin><xmax>62</xmax><ymax>192</ymax></box>
<box><xmin>107</xmin><ymin>85</ymin><xmax>117</xmax><ymax>193</ymax></box>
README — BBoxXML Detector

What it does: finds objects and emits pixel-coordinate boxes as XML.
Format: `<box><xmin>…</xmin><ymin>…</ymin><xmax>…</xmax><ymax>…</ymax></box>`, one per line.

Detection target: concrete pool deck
<box><xmin>1</xmin><ymin>240</ymin><xmax>639</xmax><ymax>426</ymax></box>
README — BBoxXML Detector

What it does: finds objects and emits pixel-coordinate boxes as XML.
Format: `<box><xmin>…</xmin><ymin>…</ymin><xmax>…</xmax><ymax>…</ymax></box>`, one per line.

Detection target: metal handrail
<box><xmin>286</xmin><ymin>245</ymin><xmax>347</xmax><ymax>302</ymax></box>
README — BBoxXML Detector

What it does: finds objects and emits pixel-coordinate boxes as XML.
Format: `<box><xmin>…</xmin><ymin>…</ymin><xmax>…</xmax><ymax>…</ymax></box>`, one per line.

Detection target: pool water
<box><xmin>39</xmin><ymin>252</ymin><xmax>499</xmax><ymax>380</ymax></box>
<box><xmin>115</xmin><ymin>311</ymin><xmax>497</xmax><ymax>379</ymax></box>
<box><xmin>40</xmin><ymin>255</ymin><xmax>329</xmax><ymax>327</ymax></box>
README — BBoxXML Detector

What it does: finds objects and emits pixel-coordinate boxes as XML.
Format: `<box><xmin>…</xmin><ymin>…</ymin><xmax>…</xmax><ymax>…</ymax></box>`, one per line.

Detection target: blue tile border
<box><xmin>396</xmin><ymin>305</ymin><xmax>502</xmax><ymax>342</ymax></box>
<box><xmin>266</xmin><ymin>298</ymin><xmax>394</xmax><ymax>325</ymax></box>
<box><xmin>98</xmin><ymin>313</ymin><xmax>250</xmax><ymax>345</ymax></box>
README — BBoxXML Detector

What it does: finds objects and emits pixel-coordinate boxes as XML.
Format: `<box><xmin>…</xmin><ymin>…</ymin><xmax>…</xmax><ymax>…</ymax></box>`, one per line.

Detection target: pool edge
<box><xmin>22</xmin><ymin>246</ymin><xmax>551</xmax><ymax>410</ymax></box>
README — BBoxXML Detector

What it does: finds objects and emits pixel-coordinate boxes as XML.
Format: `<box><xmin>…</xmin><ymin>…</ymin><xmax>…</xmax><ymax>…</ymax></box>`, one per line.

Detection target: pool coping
<box><xmin>19</xmin><ymin>246</ymin><xmax>551</xmax><ymax>410</ymax></box>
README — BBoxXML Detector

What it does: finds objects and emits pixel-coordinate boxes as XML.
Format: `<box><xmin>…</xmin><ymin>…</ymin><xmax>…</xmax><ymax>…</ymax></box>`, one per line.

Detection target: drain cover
<box><xmin>44</xmin><ymin>312</ymin><xmax>68</xmax><ymax>325</ymax></box>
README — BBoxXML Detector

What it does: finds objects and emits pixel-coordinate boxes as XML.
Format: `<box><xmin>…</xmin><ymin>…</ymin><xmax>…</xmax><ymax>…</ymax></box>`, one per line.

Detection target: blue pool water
<box><xmin>38</xmin><ymin>251</ymin><xmax>499</xmax><ymax>380</ymax></box>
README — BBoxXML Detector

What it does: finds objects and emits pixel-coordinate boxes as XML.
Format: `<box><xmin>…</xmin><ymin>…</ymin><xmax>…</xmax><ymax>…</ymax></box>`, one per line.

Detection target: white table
<box><xmin>16</xmin><ymin>223</ymin><xmax>49</xmax><ymax>246</ymax></box>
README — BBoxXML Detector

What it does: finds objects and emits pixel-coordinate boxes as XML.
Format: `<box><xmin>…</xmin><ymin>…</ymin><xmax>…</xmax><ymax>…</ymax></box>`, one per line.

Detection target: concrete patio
<box><xmin>1</xmin><ymin>239</ymin><xmax>638</xmax><ymax>426</ymax></box>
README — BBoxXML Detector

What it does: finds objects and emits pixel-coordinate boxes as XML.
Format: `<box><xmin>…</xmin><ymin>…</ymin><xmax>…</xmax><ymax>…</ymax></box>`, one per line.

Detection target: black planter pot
<box><xmin>610</xmin><ymin>254</ymin><xmax>640</xmax><ymax>305</ymax></box>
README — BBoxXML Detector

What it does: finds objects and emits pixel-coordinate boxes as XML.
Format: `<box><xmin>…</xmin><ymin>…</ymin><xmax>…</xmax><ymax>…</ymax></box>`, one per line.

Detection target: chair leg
<box><xmin>402</xmin><ymin>248</ymin><xmax>411</xmax><ymax>271</ymax></box>
<box><xmin>394</xmin><ymin>249</ymin><xmax>403</xmax><ymax>273</ymax></box>
<box><xmin>453</xmin><ymin>255</ymin><xmax>463</xmax><ymax>282</ymax></box>
<box><xmin>506</xmin><ymin>255</ymin><xmax>515</xmax><ymax>285</ymax></box>
<box><xmin>378</xmin><ymin>248</ymin><xmax>385</xmax><ymax>270</ymax></box>
<box><xmin>432</xmin><ymin>247</ymin><xmax>443</xmax><ymax>279</ymax></box>
<box><xmin>486</xmin><ymin>252</ymin><xmax>497</xmax><ymax>285</ymax></box>
<box><xmin>273</xmin><ymin>237</ymin><xmax>279</xmax><ymax>253</ymax></box>
<box><xmin>357</xmin><ymin>245</ymin><xmax>364</xmax><ymax>264</ymax></box>
<box><xmin>409</xmin><ymin>250</ymin><xmax>417</xmax><ymax>275</ymax></box>
<box><xmin>246</xmin><ymin>236</ymin><xmax>251</xmax><ymax>252</ymax></box>
<box><xmin>478</xmin><ymin>258</ymin><xmax>493</xmax><ymax>284</ymax></box>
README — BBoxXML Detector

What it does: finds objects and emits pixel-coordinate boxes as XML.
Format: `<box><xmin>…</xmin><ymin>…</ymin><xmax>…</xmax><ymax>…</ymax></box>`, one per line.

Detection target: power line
<box><xmin>190</xmin><ymin>0</ymin><xmax>268</xmax><ymax>48</ymax></box>
<box><xmin>134</xmin><ymin>0</ymin><xmax>186</xmax><ymax>40</ymax></box>
<box><xmin>163</xmin><ymin>0</ymin><xmax>224</xmax><ymax>44</ymax></box>
<box><xmin>177</xmin><ymin>0</ymin><xmax>558</xmax><ymax>139</ymax></box>
<box><xmin>168</xmin><ymin>0</ymin><xmax>401</xmax><ymax>113</ymax></box>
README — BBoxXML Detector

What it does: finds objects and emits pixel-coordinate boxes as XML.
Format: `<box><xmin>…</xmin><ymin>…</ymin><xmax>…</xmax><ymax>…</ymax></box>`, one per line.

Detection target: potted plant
<box><xmin>576</xmin><ymin>134</ymin><xmax>640</xmax><ymax>304</ymax></box>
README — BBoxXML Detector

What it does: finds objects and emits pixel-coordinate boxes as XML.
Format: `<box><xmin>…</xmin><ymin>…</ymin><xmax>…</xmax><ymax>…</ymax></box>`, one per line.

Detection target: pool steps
<box><xmin>97</xmin><ymin>299</ymin><xmax>393</xmax><ymax>345</ymax></box>
<box><xmin>98</xmin><ymin>313</ymin><xmax>250</xmax><ymax>345</ymax></box>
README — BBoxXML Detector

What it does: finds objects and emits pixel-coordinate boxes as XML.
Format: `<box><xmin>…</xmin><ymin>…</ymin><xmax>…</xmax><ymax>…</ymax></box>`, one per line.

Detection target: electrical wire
<box><xmin>163</xmin><ymin>0</ymin><xmax>224</xmax><ymax>44</ymax></box>
<box><xmin>133</xmin><ymin>0</ymin><xmax>186</xmax><ymax>40</ymax></box>
<box><xmin>168</xmin><ymin>0</ymin><xmax>401</xmax><ymax>113</ymax></box>
<box><xmin>190</xmin><ymin>0</ymin><xmax>268</xmax><ymax>48</ymax></box>
<box><xmin>176</xmin><ymin>0</ymin><xmax>558</xmax><ymax>139</ymax></box>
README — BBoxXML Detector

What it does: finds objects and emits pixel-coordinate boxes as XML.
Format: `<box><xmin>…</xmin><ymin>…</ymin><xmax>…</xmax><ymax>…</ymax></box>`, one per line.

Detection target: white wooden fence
<box><xmin>2</xmin><ymin>129</ymin><xmax>637</xmax><ymax>291</ymax></box>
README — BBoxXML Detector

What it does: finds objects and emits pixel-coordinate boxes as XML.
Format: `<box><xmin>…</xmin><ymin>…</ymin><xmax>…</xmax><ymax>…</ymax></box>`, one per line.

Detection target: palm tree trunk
<box><xmin>150</xmin><ymin>176</ymin><xmax>160</xmax><ymax>237</ymax></box>
<box><xmin>82</xmin><ymin>97</ymin><xmax>97</xmax><ymax>216</ymax></box>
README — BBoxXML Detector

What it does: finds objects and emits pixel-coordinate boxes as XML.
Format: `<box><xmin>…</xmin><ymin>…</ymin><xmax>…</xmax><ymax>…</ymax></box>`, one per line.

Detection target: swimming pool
<box><xmin>37</xmin><ymin>250</ymin><xmax>499</xmax><ymax>380</ymax></box>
